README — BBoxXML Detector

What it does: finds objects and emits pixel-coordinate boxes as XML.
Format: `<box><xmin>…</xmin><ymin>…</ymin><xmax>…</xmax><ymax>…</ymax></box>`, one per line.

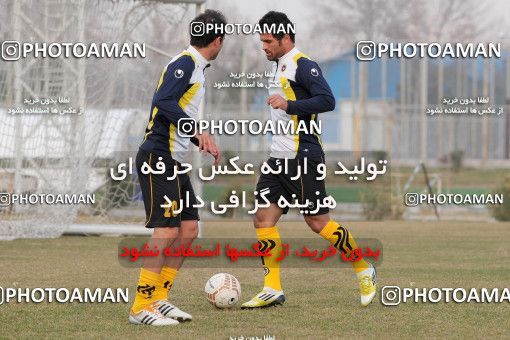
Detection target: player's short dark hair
<box><xmin>190</xmin><ymin>9</ymin><xmax>227</xmax><ymax>48</ymax></box>
<box><xmin>258</xmin><ymin>11</ymin><xmax>295</xmax><ymax>43</ymax></box>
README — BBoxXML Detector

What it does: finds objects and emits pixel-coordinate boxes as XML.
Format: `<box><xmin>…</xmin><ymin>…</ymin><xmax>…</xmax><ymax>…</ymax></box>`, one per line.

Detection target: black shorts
<box><xmin>255</xmin><ymin>157</ymin><xmax>329</xmax><ymax>216</ymax></box>
<box><xmin>136</xmin><ymin>149</ymin><xmax>199</xmax><ymax>228</ymax></box>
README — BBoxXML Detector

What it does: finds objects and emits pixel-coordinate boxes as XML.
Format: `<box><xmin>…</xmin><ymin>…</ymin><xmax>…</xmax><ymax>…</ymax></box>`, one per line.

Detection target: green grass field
<box><xmin>200</xmin><ymin>167</ymin><xmax>508</xmax><ymax>203</ymax></box>
<box><xmin>1</xmin><ymin>221</ymin><xmax>509</xmax><ymax>339</ymax></box>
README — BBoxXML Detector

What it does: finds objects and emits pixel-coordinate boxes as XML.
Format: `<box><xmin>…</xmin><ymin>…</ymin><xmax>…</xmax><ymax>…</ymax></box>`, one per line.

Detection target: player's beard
<box><xmin>265</xmin><ymin>50</ymin><xmax>278</xmax><ymax>61</ymax></box>
<box><xmin>209</xmin><ymin>45</ymin><xmax>222</xmax><ymax>61</ymax></box>
<box><xmin>266</xmin><ymin>43</ymin><xmax>285</xmax><ymax>61</ymax></box>
<box><xmin>209</xmin><ymin>50</ymin><xmax>219</xmax><ymax>60</ymax></box>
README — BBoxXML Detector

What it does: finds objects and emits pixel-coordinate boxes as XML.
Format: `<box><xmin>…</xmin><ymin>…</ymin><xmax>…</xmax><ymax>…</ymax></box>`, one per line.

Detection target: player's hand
<box><xmin>196</xmin><ymin>132</ymin><xmax>221</xmax><ymax>165</ymax></box>
<box><xmin>208</xmin><ymin>139</ymin><xmax>221</xmax><ymax>166</ymax></box>
<box><xmin>267</xmin><ymin>94</ymin><xmax>288</xmax><ymax>111</ymax></box>
<box><xmin>196</xmin><ymin>132</ymin><xmax>213</xmax><ymax>154</ymax></box>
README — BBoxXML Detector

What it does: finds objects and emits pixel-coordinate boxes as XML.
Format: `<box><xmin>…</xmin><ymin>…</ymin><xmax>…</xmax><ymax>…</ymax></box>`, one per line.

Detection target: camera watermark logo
<box><xmin>190</xmin><ymin>22</ymin><xmax>295</xmax><ymax>37</ymax></box>
<box><xmin>176</xmin><ymin>118</ymin><xmax>321</xmax><ymax>137</ymax></box>
<box><xmin>355</xmin><ymin>41</ymin><xmax>501</xmax><ymax>60</ymax></box>
<box><xmin>404</xmin><ymin>193</ymin><xmax>419</xmax><ymax>207</ymax></box>
<box><xmin>381</xmin><ymin>286</ymin><xmax>510</xmax><ymax>305</ymax></box>
<box><xmin>404</xmin><ymin>192</ymin><xmax>503</xmax><ymax>206</ymax></box>
<box><xmin>356</xmin><ymin>41</ymin><xmax>376</xmax><ymax>61</ymax></box>
<box><xmin>177</xmin><ymin>118</ymin><xmax>197</xmax><ymax>138</ymax></box>
<box><xmin>0</xmin><ymin>193</ymin><xmax>94</xmax><ymax>206</ymax></box>
<box><xmin>1</xmin><ymin>41</ymin><xmax>145</xmax><ymax>61</ymax></box>
<box><xmin>381</xmin><ymin>286</ymin><xmax>401</xmax><ymax>306</ymax></box>
<box><xmin>1</xmin><ymin>41</ymin><xmax>21</xmax><ymax>61</ymax></box>
<box><xmin>190</xmin><ymin>22</ymin><xmax>205</xmax><ymax>37</ymax></box>
<box><xmin>0</xmin><ymin>193</ymin><xmax>11</xmax><ymax>206</ymax></box>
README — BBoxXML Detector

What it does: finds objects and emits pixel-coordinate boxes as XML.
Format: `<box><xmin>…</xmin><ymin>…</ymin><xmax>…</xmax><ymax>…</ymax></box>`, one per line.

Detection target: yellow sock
<box><xmin>154</xmin><ymin>266</ymin><xmax>178</xmax><ymax>301</ymax></box>
<box><xmin>256</xmin><ymin>226</ymin><xmax>282</xmax><ymax>291</ymax></box>
<box><xmin>131</xmin><ymin>268</ymin><xmax>160</xmax><ymax>314</ymax></box>
<box><xmin>319</xmin><ymin>220</ymin><xmax>370</xmax><ymax>273</ymax></box>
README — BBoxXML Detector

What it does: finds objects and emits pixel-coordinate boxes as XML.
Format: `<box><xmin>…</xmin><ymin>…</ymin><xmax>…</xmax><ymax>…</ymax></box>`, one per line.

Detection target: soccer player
<box><xmin>241</xmin><ymin>11</ymin><xmax>377</xmax><ymax>309</ymax></box>
<box><xmin>129</xmin><ymin>10</ymin><xmax>226</xmax><ymax>326</ymax></box>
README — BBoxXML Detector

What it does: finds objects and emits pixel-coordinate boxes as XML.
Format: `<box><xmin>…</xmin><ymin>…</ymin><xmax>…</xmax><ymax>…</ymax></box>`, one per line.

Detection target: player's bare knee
<box><xmin>186</xmin><ymin>227</ymin><xmax>199</xmax><ymax>240</ymax></box>
<box><xmin>180</xmin><ymin>222</ymin><xmax>199</xmax><ymax>240</ymax></box>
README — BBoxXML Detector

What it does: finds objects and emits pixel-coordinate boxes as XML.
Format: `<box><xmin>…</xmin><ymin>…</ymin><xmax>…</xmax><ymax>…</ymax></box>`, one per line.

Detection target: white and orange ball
<box><xmin>204</xmin><ymin>273</ymin><xmax>241</xmax><ymax>308</ymax></box>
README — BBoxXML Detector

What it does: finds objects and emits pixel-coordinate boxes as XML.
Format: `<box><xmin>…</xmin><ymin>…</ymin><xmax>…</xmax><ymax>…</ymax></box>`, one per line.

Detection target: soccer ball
<box><xmin>204</xmin><ymin>273</ymin><xmax>241</xmax><ymax>308</ymax></box>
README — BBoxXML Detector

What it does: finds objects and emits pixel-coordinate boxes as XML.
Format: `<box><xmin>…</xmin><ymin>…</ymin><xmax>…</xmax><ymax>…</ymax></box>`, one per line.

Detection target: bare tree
<box><xmin>312</xmin><ymin>0</ymin><xmax>491</xmax><ymax>58</ymax></box>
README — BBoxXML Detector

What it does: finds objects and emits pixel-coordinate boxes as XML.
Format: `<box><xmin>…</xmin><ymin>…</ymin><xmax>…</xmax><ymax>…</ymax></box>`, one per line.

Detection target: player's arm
<box><xmin>152</xmin><ymin>55</ymin><xmax>197</xmax><ymax>136</ymax></box>
<box><xmin>154</xmin><ymin>56</ymin><xmax>221</xmax><ymax>163</ymax></box>
<box><xmin>269</xmin><ymin>58</ymin><xmax>335</xmax><ymax>116</ymax></box>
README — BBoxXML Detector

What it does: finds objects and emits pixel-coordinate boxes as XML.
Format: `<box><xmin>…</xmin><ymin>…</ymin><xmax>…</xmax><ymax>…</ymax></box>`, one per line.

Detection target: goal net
<box><xmin>0</xmin><ymin>0</ymin><xmax>204</xmax><ymax>239</ymax></box>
